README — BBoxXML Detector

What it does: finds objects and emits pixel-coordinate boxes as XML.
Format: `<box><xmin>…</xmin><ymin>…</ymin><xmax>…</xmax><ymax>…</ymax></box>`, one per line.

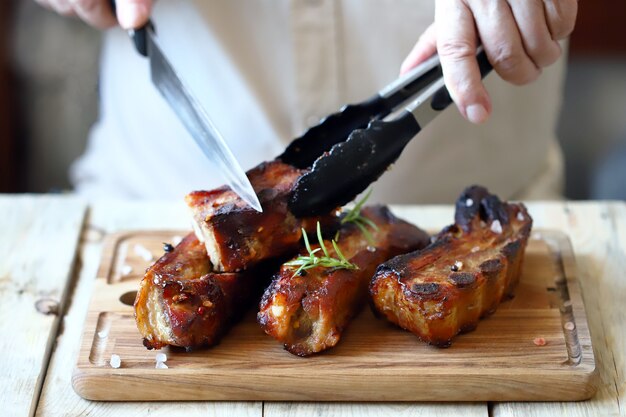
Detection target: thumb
<box><xmin>115</xmin><ymin>0</ymin><xmax>153</xmax><ymax>30</ymax></box>
<box><xmin>400</xmin><ymin>23</ymin><xmax>437</xmax><ymax>75</ymax></box>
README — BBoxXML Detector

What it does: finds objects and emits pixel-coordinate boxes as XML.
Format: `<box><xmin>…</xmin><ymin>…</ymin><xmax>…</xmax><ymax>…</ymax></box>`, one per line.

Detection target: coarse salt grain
<box><xmin>564</xmin><ymin>322</ymin><xmax>576</xmax><ymax>331</ymax></box>
<box><xmin>271</xmin><ymin>305</ymin><xmax>284</xmax><ymax>317</ymax></box>
<box><xmin>465</xmin><ymin>198</ymin><xmax>474</xmax><ymax>207</ymax></box>
<box><xmin>533</xmin><ymin>337</ymin><xmax>547</xmax><ymax>346</ymax></box>
<box><xmin>121</xmin><ymin>264</ymin><xmax>133</xmax><ymax>276</ymax></box>
<box><xmin>110</xmin><ymin>354</ymin><xmax>121</xmax><ymax>368</ymax></box>
<box><xmin>471</xmin><ymin>246</ymin><xmax>480</xmax><ymax>253</ymax></box>
<box><xmin>490</xmin><ymin>220</ymin><xmax>503</xmax><ymax>234</ymax></box>
<box><xmin>155</xmin><ymin>361</ymin><xmax>168</xmax><ymax>369</ymax></box>
<box><xmin>134</xmin><ymin>244</ymin><xmax>154</xmax><ymax>262</ymax></box>
<box><xmin>454</xmin><ymin>261</ymin><xmax>463</xmax><ymax>270</ymax></box>
<box><xmin>155</xmin><ymin>353</ymin><xmax>167</xmax><ymax>363</ymax></box>
<box><xmin>517</xmin><ymin>212</ymin><xmax>524</xmax><ymax>221</ymax></box>
<box><xmin>172</xmin><ymin>235</ymin><xmax>183</xmax><ymax>246</ymax></box>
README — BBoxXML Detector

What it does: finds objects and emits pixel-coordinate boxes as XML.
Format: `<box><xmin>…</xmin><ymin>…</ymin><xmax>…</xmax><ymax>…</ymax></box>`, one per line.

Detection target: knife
<box><xmin>109</xmin><ymin>1</ymin><xmax>262</xmax><ymax>212</ymax></box>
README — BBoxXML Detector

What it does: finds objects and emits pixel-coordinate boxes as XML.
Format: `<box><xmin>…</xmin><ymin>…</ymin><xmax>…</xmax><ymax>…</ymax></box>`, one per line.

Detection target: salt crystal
<box><xmin>155</xmin><ymin>353</ymin><xmax>167</xmax><ymax>363</ymax></box>
<box><xmin>97</xmin><ymin>330</ymin><xmax>108</xmax><ymax>339</ymax></box>
<box><xmin>471</xmin><ymin>246</ymin><xmax>480</xmax><ymax>253</ymax></box>
<box><xmin>366</xmin><ymin>246</ymin><xmax>377</xmax><ymax>252</ymax></box>
<box><xmin>490</xmin><ymin>220</ymin><xmax>503</xmax><ymax>234</ymax></box>
<box><xmin>121</xmin><ymin>264</ymin><xmax>133</xmax><ymax>276</ymax></box>
<box><xmin>153</xmin><ymin>277</ymin><xmax>160</xmax><ymax>285</ymax></box>
<box><xmin>517</xmin><ymin>212</ymin><xmax>524</xmax><ymax>221</ymax></box>
<box><xmin>454</xmin><ymin>261</ymin><xmax>463</xmax><ymax>270</ymax></box>
<box><xmin>134</xmin><ymin>244</ymin><xmax>154</xmax><ymax>262</ymax></box>
<box><xmin>465</xmin><ymin>198</ymin><xmax>474</xmax><ymax>207</ymax></box>
<box><xmin>533</xmin><ymin>337</ymin><xmax>547</xmax><ymax>347</ymax></box>
<box><xmin>155</xmin><ymin>361</ymin><xmax>168</xmax><ymax>369</ymax></box>
<box><xmin>172</xmin><ymin>235</ymin><xmax>183</xmax><ymax>246</ymax></box>
<box><xmin>564</xmin><ymin>321</ymin><xmax>576</xmax><ymax>331</ymax></box>
<box><xmin>110</xmin><ymin>354</ymin><xmax>121</xmax><ymax>368</ymax></box>
<box><xmin>271</xmin><ymin>305</ymin><xmax>284</xmax><ymax>317</ymax></box>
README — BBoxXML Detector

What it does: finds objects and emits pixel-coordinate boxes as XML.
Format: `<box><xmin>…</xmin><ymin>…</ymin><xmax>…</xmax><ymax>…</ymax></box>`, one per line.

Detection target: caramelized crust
<box><xmin>186</xmin><ymin>160</ymin><xmax>333</xmax><ymax>272</ymax></box>
<box><xmin>370</xmin><ymin>186</ymin><xmax>533</xmax><ymax>347</ymax></box>
<box><xmin>134</xmin><ymin>233</ymin><xmax>260</xmax><ymax>350</ymax></box>
<box><xmin>258</xmin><ymin>206</ymin><xmax>430</xmax><ymax>356</ymax></box>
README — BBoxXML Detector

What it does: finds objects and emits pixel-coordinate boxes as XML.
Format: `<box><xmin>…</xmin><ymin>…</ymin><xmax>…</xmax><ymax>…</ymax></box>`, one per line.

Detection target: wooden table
<box><xmin>1</xmin><ymin>196</ymin><xmax>624</xmax><ymax>417</ymax></box>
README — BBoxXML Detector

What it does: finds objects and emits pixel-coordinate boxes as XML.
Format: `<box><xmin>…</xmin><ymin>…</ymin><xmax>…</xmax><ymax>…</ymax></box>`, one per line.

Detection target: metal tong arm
<box><xmin>289</xmin><ymin>47</ymin><xmax>492</xmax><ymax>217</ymax></box>
<box><xmin>279</xmin><ymin>51</ymin><xmax>445</xmax><ymax>169</ymax></box>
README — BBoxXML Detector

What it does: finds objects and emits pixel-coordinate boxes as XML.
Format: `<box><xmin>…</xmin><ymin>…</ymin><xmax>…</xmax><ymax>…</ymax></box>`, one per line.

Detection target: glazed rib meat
<box><xmin>186</xmin><ymin>160</ymin><xmax>331</xmax><ymax>272</ymax></box>
<box><xmin>134</xmin><ymin>233</ymin><xmax>262</xmax><ymax>350</ymax></box>
<box><xmin>258</xmin><ymin>206</ymin><xmax>430</xmax><ymax>356</ymax></box>
<box><xmin>370</xmin><ymin>186</ymin><xmax>532</xmax><ymax>347</ymax></box>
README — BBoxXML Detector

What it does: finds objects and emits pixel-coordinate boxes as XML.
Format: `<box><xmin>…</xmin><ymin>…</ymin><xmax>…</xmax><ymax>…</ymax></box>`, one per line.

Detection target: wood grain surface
<box><xmin>0</xmin><ymin>196</ymin><xmax>86</xmax><ymax>417</ymax></box>
<box><xmin>72</xmin><ymin>223</ymin><xmax>596</xmax><ymax>401</ymax></box>
<box><xmin>34</xmin><ymin>201</ymin><xmax>262</xmax><ymax>417</ymax></box>
<box><xmin>15</xmin><ymin>200</ymin><xmax>623</xmax><ymax>416</ymax></box>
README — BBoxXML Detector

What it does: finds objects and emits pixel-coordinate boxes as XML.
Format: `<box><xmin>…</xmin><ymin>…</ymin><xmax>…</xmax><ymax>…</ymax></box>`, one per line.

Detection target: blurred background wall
<box><xmin>0</xmin><ymin>0</ymin><xmax>625</xmax><ymax>199</ymax></box>
<box><xmin>6</xmin><ymin>0</ymin><xmax>100</xmax><ymax>194</ymax></box>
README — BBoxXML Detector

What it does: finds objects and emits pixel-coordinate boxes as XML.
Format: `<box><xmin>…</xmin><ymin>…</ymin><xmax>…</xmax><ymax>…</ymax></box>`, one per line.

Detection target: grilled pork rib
<box><xmin>186</xmin><ymin>160</ymin><xmax>333</xmax><ymax>272</ymax></box>
<box><xmin>134</xmin><ymin>233</ymin><xmax>263</xmax><ymax>350</ymax></box>
<box><xmin>370</xmin><ymin>186</ymin><xmax>532</xmax><ymax>347</ymax></box>
<box><xmin>258</xmin><ymin>206</ymin><xmax>430</xmax><ymax>356</ymax></box>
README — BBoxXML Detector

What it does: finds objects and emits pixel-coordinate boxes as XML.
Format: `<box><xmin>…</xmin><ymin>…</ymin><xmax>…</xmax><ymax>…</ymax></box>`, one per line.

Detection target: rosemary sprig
<box><xmin>285</xmin><ymin>222</ymin><xmax>358</xmax><ymax>278</ymax></box>
<box><xmin>336</xmin><ymin>188</ymin><xmax>379</xmax><ymax>244</ymax></box>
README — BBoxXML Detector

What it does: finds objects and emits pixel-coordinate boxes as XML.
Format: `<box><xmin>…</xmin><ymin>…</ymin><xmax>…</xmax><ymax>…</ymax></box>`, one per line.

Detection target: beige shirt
<box><xmin>71</xmin><ymin>0</ymin><xmax>565</xmax><ymax>203</ymax></box>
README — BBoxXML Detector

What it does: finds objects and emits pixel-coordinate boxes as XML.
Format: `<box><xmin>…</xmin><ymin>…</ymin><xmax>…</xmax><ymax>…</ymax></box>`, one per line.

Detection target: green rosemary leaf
<box><xmin>316</xmin><ymin>222</ymin><xmax>330</xmax><ymax>258</ymax></box>
<box><xmin>339</xmin><ymin>188</ymin><xmax>379</xmax><ymax>245</ymax></box>
<box><xmin>301</xmin><ymin>227</ymin><xmax>313</xmax><ymax>254</ymax></box>
<box><xmin>287</xmin><ymin>222</ymin><xmax>358</xmax><ymax>278</ymax></box>
<box><xmin>355</xmin><ymin>222</ymin><xmax>374</xmax><ymax>245</ymax></box>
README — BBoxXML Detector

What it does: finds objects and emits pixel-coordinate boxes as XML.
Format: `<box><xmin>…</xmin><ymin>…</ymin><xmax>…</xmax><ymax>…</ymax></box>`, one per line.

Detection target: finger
<box><xmin>116</xmin><ymin>0</ymin><xmax>152</xmax><ymax>30</ymax></box>
<box><xmin>34</xmin><ymin>0</ymin><xmax>53</xmax><ymax>10</ymax></box>
<box><xmin>400</xmin><ymin>23</ymin><xmax>437</xmax><ymax>75</ymax></box>
<box><xmin>507</xmin><ymin>0</ymin><xmax>561</xmax><ymax>68</ymax></box>
<box><xmin>46</xmin><ymin>0</ymin><xmax>75</xmax><ymax>16</ymax></box>
<box><xmin>436</xmin><ymin>0</ymin><xmax>491</xmax><ymax>124</ymax></box>
<box><xmin>543</xmin><ymin>0</ymin><xmax>578</xmax><ymax>40</ymax></box>
<box><xmin>70</xmin><ymin>0</ymin><xmax>117</xmax><ymax>29</ymax></box>
<box><xmin>469</xmin><ymin>0</ymin><xmax>540</xmax><ymax>86</ymax></box>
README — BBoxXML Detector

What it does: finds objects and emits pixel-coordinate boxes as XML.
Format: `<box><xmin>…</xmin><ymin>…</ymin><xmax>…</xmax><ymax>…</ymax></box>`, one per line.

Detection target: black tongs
<box><xmin>282</xmin><ymin>47</ymin><xmax>492</xmax><ymax>217</ymax></box>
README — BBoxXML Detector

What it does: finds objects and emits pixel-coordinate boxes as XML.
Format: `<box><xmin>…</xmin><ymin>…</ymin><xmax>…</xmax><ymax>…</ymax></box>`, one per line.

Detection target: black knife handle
<box><xmin>109</xmin><ymin>0</ymin><xmax>153</xmax><ymax>57</ymax></box>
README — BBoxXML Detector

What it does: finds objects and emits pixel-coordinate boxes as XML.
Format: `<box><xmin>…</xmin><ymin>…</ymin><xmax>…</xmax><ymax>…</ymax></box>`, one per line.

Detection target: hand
<box><xmin>34</xmin><ymin>0</ymin><xmax>152</xmax><ymax>30</ymax></box>
<box><xmin>401</xmin><ymin>0</ymin><xmax>577</xmax><ymax>124</ymax></box>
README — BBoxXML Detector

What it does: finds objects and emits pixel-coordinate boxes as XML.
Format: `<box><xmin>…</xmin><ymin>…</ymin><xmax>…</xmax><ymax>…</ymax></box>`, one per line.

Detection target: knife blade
<box><xmin>110</xmin><ymin>1</ymin><xmax>262</xmax><ymax>212</ymax></box>
<box><xmin>145</xmin><ymin>28</ymin><xmax>262</xmax><ymax>212</ymax></box>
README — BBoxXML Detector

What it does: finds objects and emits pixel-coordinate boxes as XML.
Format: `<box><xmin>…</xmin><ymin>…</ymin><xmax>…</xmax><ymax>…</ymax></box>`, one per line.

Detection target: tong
<box><xmin>282</xmin><ymin>47</ymin><xmax>492</xmax><ymax>217</ymax></box>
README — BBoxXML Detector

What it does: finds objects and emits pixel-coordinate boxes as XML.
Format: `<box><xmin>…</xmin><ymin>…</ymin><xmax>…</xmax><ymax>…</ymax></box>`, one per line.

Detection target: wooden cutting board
<box><xmin>72</xmin><ymin>225</ymin><xmax>597</xmax><ymax>402</ymax></box>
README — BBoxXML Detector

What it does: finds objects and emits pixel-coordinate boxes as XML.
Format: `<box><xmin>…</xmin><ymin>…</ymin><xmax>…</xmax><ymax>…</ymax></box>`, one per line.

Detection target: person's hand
<box><xmin>401</xmin><ymin>0</ymin><xmax>577</xmax><ymax>124</ymax></box>
<box><xmin>34</xmin><ymin>0</ymin><xmax>152</xmax><ymax>30</ymax></box>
